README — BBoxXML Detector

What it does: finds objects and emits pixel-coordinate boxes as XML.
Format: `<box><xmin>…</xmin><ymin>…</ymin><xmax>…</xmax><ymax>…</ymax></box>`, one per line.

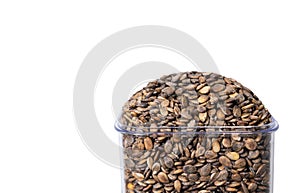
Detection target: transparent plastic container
<box><xmin>115</xmin><ymin>119</ymin><xmax>278</xmax><ymax>193</ymax></box>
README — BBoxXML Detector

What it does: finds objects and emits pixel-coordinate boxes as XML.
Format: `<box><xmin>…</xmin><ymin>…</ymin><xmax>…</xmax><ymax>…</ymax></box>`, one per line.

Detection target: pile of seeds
<box><xmin>118</xmin><ymin>72</ymin><xmax>273</xmax><ymax>193</ymax></box>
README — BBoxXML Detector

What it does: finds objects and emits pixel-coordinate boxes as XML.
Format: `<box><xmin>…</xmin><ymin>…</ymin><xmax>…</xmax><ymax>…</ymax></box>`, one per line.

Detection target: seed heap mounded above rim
<box><xmin>120</xmin><ymin>72</ymin><xmax>272</xmax><ymax>131</ymax></box>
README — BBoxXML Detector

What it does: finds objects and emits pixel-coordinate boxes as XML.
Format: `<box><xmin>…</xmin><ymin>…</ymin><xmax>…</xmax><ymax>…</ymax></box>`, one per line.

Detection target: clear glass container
<box><xmin>115</xmin><ymin>119</ymin><xmax>278</xmax><ymax>193</ymax></box>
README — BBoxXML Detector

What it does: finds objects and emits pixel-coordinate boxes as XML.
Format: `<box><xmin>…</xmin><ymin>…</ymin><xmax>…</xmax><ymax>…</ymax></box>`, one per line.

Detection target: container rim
<box><xmin>114</xmin><ymin>117</ymin><xmax>279</xmax><ymax>135</ymax></box>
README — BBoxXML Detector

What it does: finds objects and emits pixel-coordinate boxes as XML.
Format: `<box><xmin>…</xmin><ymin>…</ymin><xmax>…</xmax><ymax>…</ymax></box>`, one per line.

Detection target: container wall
<box><xmin>120</xmin><ymin>131</ymin><xmax>274</xmax><ymax>193</ymax></box>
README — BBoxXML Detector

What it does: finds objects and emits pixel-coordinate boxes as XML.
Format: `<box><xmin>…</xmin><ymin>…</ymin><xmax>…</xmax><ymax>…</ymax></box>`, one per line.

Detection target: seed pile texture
<box><xmin>120</xmin><ymin>72</ymin><xmax>271</xmax><ymax>130</ymax></box>
<box><xmin>119</xmin><ymin>72</ymin><xmax>273</xmax><ymax>193</ymax></box>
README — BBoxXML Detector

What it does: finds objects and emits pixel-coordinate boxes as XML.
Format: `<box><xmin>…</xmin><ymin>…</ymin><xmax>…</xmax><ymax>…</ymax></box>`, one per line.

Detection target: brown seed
<box><xmin>124</xmin><ymin>135</ymin><xmax>134</xmax><ymax>148</ymax></box>
<box><xmin>159</xmin><ymin>105</ymin><xmax>168</xmax><ymax>116</ymax></box>
<box><xmin>248</xmin><ymin>150</ymin><xmax>260</xmax><ymax>159</ymax></box>
<box><xmin>234</xmin><ymin>158</ymin><xmax>246</xmax><ymax>168</ymax></box>
<box><xmin>144</xmin><ymin>137</ymin><xmax>153</xmax><ymax>150</ymax></box>
<box><xmin>222</xmin><ymin>138</ymin><xmax>232</xmax><ymax>148</ymax></box>
<box><xmin>212</xmin><ymin>84</ymin><xmax>225</xmax><ymax>92</ymax></box>
<box><xmin>217</xmin><ymin>169</ymin><xmax>229</xmax><ymax>181</ymax></box>
<box><xmin>241</xmin><ymin>113</ymin><xmax>250</xmax><ymax>119</ymax></box>
<box><xmin>178</xmin><ymin>175</ymin><xmax>188</xmax><ymax>182</ymax></box>
<box><xmin>136</xmin><ymin>140</ymin><xmax>145</xmax><ymax>150</ymax></box>
<box><xmin>147</xmin><ymin>157</ymin><xmax>153</xmax><ymax>168</ymax></box>
<box><xmin>145</xmin><ymin>179</ymin><xmax>156</xmax><ymax>184</ymax></box>
<box><xmin>229</xmin><ymin>92</ymin><xmax>238</xmax><ymax>99</ymax></box>
<box><xmin>231</xmin><ymin>173</ymin><xmax>241</xmax><ymax>181</ymax></box>
<box><xmin>245</xmin><ymin>138</ymin><xmax>257</xmax><ymax>150</ymax></box>
<box><xmin>152</xmin><ymin>162</ymin><xmax>160</xmax><ymax>174</ymax></box>
<box><xmin>173</xmin><ymin>169</ymin><xmax>183</xmax><ymax>175</ymax></box>
<box><xmin>161</xmin><ymin>99</ymin><xmax>169</xmax><ymax>107</ymax></box>
<box><xmin>248</xmin><ymin>182</ymin><xmax>258</xmax><ymax>191</ymax></box>
<box><xmin>225</xmin><ymin>187</ymin><xmax>238</xmax><ymax>192</ymax></box>
<box><xmin>173</xmin><ymin>134</ymin><xmax>181</xmax><ymax>143</ymax></box>
<box><xmin>181</xmin><ymin>96</ymin><xmax>188</xmax><ymax>107</ymax></box>
<box><xmin>153</xmin><ymin>183</ymin><xmax>163</xmax><ymax>189</ymax></box>
<box><xmin>258</xmin><ymin>185</ymin><xmax>268</xmax><ymax>190</ymax></box>
<box><xmin>200</xmin><ymin>163</ymin><xmax>211</xmax><ymax>176</ymax></box>
<box><xmin>216</xmin><ymin>109</ymin><xmax>225</xmax><ymax>120</ymax></box>
<box><xmin>209</xmin><ymin>93</ymin><xmax>219</xmax><ymax>104</ymax></box>
<box><xmin>185</xmin><ymin>84</ymin><xmax>197</xmax><ymax>90</ymax></box>
<box><xmin>174</xmin><ymin>106</ymin><xmax>180</xmax><ymax>116</ymax></box>
<box><xmin>187</xmin><ymin>119</ymin><xmax>196</xmax><ymax>127</ymax></box>
<box><xmin>219</xmin><ymin>156</ymin><xmax>232</xmax><ymax>167</ymax></box>
<box><xmin>206</xmin><ymin>185</ymin><xmax>218</xmax><ymax>190</ymax></box>
<box><xmin>181</xmin><ymin>108</ymin><xmax>192</xmax><ymax>119</ymax></box>
<box><xmin>199</xmin><ymin>190</ymin><xmax>211</xmax><ymax>193</ymax></box>
<box><xmin>163</xmin><ymin>156</ymin><xmax>174</xmax><ymax>168</ymax></box>
<box><xmin>227</xmin><ymin>182</ymin><xmax>240</xmax><ymax>188</ymax></box>
<box><xmin>196</xmin><ymin>145</ymin><xmax>205</xmax><ymax>157</ymax></box>
<box><xmin>164</xmin><ymin>140</ymin><xmax>173</xmax><ymax>153</ymax></box>
<box><xmin>200</xmin><ymin>176</ymin><xmax>210</xmax><ymax>182</ymax></box>
<box><xmin>188</xmin><ymin>173</ymin><xmax>199</xmax><ymax>182</ymax></box>
<box><xmin>208</xmin><ymin>109</ymin><xmax>216</xmax><ymax>117</ymax></box>
<box><xmin>233</xmin><ymin>105</ymin><xmax>242</xmax><ymax>117</ymax></box>
<box><xmin>184</xmin><ymin>147</ymin><xmax>190</xmax><ymax>157</ymax></box>
<box><xmin>183</xmin><ymin>165</ymin><xmax>197</xmax><ymax>174</ymax></box>
<box><xmin>168</xmin><ymin>173</ymin><xmax>177</xmax><ymax>181</ymax></box>
<box><xmin>255</xmin><ymin>133</ymin><xmax>263</xmax><ymax>142</ymax></box>
<box><xmin>198</xmin><ymin>95</ymin><xmax>209</xmax><ymax>103</ymax></box>
<box><xmin>175</xmin><ymin>87</ymin><xmax>183</xmax><ymax>95</ymax></box>
<box><xmin>199</xmin><ymin>86</ymin><xmax>210</xmax><ymax>94</ymax></box>
<box><xmin>252</xmin><ymin>157</ymin><xmax>261</xmax><ymax>164</ymax></box>
<box><xmin>242</xmin><ymin>103</ymin><xmax>254</xmax><ymax>110</ymax></box>
<box><xmin>232</xmin><ymin>134</ymin><xmax>241</xmax><ymax>141</ymax></box>
<box><xmin>198</xmin><ymin>76</ymin><xmax>206</xmax><ymax>83</ymax></box>
<box><xmin>198</xmin><ymin>105</ymin><xmax>207</xmax><ymax>113</ymax></box>
<box><xmin>225</xmin><ymin>152</ymin><xmax>240</xmax><ymax>161</ymax></box>
<box><xmin>174</xmin><ymin>180</ymin><xmax>181</xmax><ymax>192</ymax></box>
<box><xmin>212</xmin><ymin>140</ymin><xmax>221</xmax><ymax>153</ymax></box>
<box><xmin>250</xmin><ymin>115</ymin><xmax>259</xmax><ymax>120</ymax></box>
<box><xmin>157</xmin><ymin>172</ymin><xmax>169</xmax><ymax>183</ymax></box>
<box><xmin>232</xmin><ymin>142</ymin><xmax>244</xmax><ymax>152</ymax></box>
<box><xmin>162</xmin><ymin>86</ymin><xmax>175</xmax><ymax>96</ymax></box>
<box><xmin>133</xmin><ymin>172</ymin><xmax>145</xmax><ymax>181</ymax></box>
<box><xmin>241</xmin><ymin>181</ymin><xmax>249</xmax><ymax>193</ymax></box>
<box><xmin>199</xmin><ymin>112</ymin><xmax>208</xmax><ymax>122</ymax></box>
<box><xmin>256</xmin><ymin>164</ymin><xmax>267</xmax><ymax>176</ymax></box>
<box><xmin>214</xmin><ymin>180</ymin><xmax>226</xmax><ymax>186</ymax></box>
<box><xmin>205</xmin><ymin>150</ymin><xmax>218</xmax><ymax>159</ymax></box>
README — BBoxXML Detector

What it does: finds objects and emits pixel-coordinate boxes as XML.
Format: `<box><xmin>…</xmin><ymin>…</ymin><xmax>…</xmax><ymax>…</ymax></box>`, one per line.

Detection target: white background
<box><xmin>0</xmin><ymin>1</ymin><xmax>299</xmax><ymax>192</ymax></box>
